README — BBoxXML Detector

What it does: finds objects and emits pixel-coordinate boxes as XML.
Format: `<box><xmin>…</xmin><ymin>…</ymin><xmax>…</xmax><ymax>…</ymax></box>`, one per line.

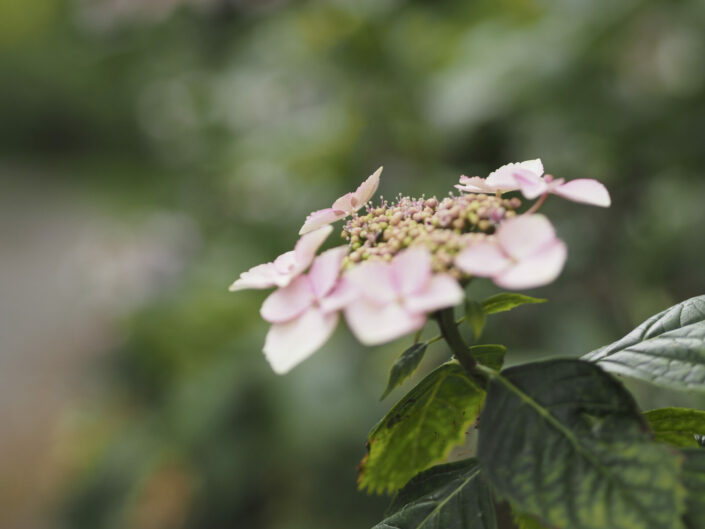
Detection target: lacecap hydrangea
<box><xmin>230</xmin><ymin>160</ymin><xmax>610</xmax><ymax>374</ymax></box>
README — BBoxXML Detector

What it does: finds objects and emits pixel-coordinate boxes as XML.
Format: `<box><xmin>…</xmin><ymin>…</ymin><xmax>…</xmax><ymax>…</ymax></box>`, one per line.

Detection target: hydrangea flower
<box><xmin>299</xmin><ymin>167</ymin><xmax>383</xmax><ymax>235</ymax></box>
<box><xmin>229</xmin><ymin>225</ymin><xmax>333</xmax><ymax>292</ymax></box>
<box><xmin>456</xmin><ymin>159</ymin><xmax>610</xmax><ymax>207</ymax></box>
<box><xmin>455</xmin><ymin>214</ymin><xmax>567</xmax><ymax>289</ymax></box>
<box><xmin>344</xmin><ymin>248</ymin><xmax>464</xmax><ymax>345</ymax></box>
<box><xmin>260</xmin><ymin>247</ymin><xmax>351</xmax><ymax>374</ymax></box>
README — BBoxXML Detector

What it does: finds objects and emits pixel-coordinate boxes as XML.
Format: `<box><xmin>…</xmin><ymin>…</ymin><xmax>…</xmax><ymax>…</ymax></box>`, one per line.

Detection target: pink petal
<box><xmin>263</xmin><ymin>308</ymin><xmax>339</xmax><ymax>374</ymax></box>
<box><xmin>494</xmin><ymin>239</ymin><xmax>567</xmax><ymax>290</ymax></box>
<box><xmin>260</xmin><ymin>275</ymin><xmax>314</xmax><ymax>323</ymax></box>
<box><xmin>293</xmin><ymin>225</ymin><xmax>334</xmax><ymax>269</ymax></box>
<box><xmin>273</xmin><ymin>250</ymin><xmax>298</xmax><ymax>276</ymax></box>
<box><xmin>392</xmin><ymin>247</ymin><xmax>432</xmax><ymax>296</ymax></box>
<box><xmin>455</xmin><ymin>176</ymin><xmax>495</xmax><ymax>194</ymax></box>
<box><xmin>497</xmin><ymin>214</ymin><xmax>556</xmax><ymax>261</ymax></box>
<box><xmin>319</xmin><ymin>276</ymin><xmax>359</xmax><ymax>313</ymax></box>
<box><xmin>485</xmin><ymin>159</ymin><xmax>543</xmax><ymax>192</ymax></box>
<box><xmin>518</xmin><ymin>158</ymin><xmax>544</xmax><ymax>176</ymax></box>
<box><xmin>404</xmin><ymin>274</ymin><xmax>464</xmax><ymax>314</ymax></box>
<box><xmin>229</xmin><ymin>263</ymin><xmax>279</xmax><ymax>291</ymax></box>
<box><xmin>344</xmin><ymin>299</ymin><xmax>425</xmax><ymax>346</ymax></box>
<box><xmin>552</xmin><ymin>179</ymin><xmax>611</xmax><ymax>207</ymax></box>
<box><xmin>513</xmin><ymin>169</ymin><xmax>548</xmax><ymax>200</ymax></box>
<box><xmin>351</xmin><ymin>166</ymin><xmax>382</xmax><ymax>210</ymax></box>
<box><xmin>346</xmin><ymin>261</ymin><xmax>398</xmax><ymax>304</ymax></box>
<box><xmin>308</xmin><ymin>246</ymin><xmax>346</xmax><ymax>299</ymax></box>
<box><xmin>455</xmin><ymin>241</ymin><xmax>512</xmax><ymax>277</ymax></box>
<box><xmin>331</xmin><ymin>192</ymin><xmax>357</xmax><ymax>212</ymax></box>
<box><xmin>299</xmin><ymin>208</ymin><xmax>348</xmax><ymax>235</ymax></box>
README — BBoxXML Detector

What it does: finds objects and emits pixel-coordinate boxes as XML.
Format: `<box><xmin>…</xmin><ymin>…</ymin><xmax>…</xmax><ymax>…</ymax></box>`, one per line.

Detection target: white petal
<box><xmin>293</xmin><ymin>225</ymin><xmax>334</xmax><ymax>269</ymax></box>
<box><xmin>331</xmin><ymin>193</ymin><xmax>357</xmax><ymax>212</ymax></box>
<box><xmin>494</xmin><ymin>239</ymin><xmax>567</xmax><ymax>290</ymax></box>
<box><xmin>392</xmin><ymin>247</ymin><xmax>432</xmax><ymax>296</ymax></box>
<box><xmin>455</xmin><ymin>242</ymin><xmax>511</xmax><ymax>277</ymax></box>
<box><xmin>455</xmin><ymin>176</ymin><xmax>496</xmax><ymax>194</ymax></box>
<box><xmin>263</xmin><ymin>308</ymin><xmax>339</xmax><ymax>374</ymax></box>
<box><xmin>404</xmin><ymin>275</ymin><xmax>464</xmax><ymax>314</ymax></box>
<box><xmin>553</xmin><ymin>179</ymin><xmax>611</xmax><ymax>207</ymax></box>
<box><xmin>319</xmin><ymin>276</ymin><xmax>359</xmax><ymax>313</ymax></box>
<box><xmin>299</xmin><ymin>208</ymin><xmax>348</xmax><ymax>235</ymax></box>
<box><xmin>351</xmin><ymin>166</ymin><xmax>382</xmax><ymax>210</ymax></box>
<box><xmin>518</xmin><ymin>158</ymin><xmax>544</xmax><ymax>176</ymax></box>
<box><xmin>346</xmin><ymin>260</ymin><xmax>398</xmax><ymax>304</ymax></box>
<box><xmin>513</xmin><ymin>169</ymin><xmax>548</xmax><ymax>200</ymax></box>
<box><xmin>345</xmin><ymin>299</ymin><xmax>425</xmax><ymax>346</ymax></box>
<box><xmin>497</xmin><ymin>214</ymin><xmax>556</xmax><ymax>260</ymax></box>
<box><xmin>229</xmin><ymin>263</ymin><xmax>279</xmax><ymax>291</ymax></box>
<box><xmin>260</xmin><ymin>275</ymin><xmax>314</xmax><ymax>323</ymax></box>
<box><xmin>308</xmin><ymin>246</ymin><xmax>346</xmax><ymax>299</ymax></box>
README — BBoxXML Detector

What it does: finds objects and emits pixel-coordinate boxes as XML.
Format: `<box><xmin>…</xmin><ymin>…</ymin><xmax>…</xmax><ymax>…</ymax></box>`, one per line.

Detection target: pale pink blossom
<box><xmin>229</xmin><ymin>225</ymin><xmax>332</xmax><ymax>292</ymax></box>
<box><xmin>455</xmin><ymin>159</ymin><xmax>544</xmax><ymax>194</ymax></box>
<box><xmin>456</xmin><ymin>159</ymin><xmax>610</xmax><ymax>207</ymax></box>
<box><xmin>455</xmin><ymin>215</ymin><xmax>567</xmax><ymax>290</ymax></box>
<box><xmin>344</xmin><ymin>248</ymin><xmax>464</xmax><ymax>345</ymax></box>
<box><xmin>299</xmin><ymin>167</ymin><xmax>383</xmax><ymax>235</ymax></box>
<box><xmin>260</xmin><ymin>247</ymin><xmax>352</xmax><ymax>374</ymax></box>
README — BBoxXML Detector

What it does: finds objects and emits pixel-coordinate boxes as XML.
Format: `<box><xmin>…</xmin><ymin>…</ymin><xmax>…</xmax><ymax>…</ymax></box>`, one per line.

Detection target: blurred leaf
<box><xmin>481</xmin><ymin>293</ymin><xmax>546</xmax><ymax>315</ymax></box>
<box><xmin>381</xmin><ymin>342</ymin><xmax>429</xmax><ymax>400</ymax></box>
<box><xmin>465</xmin><ymin>300</ymin><xmax>486</xmax><ymax>340</ymax></box>
<box><xmin>645</xmin><ymin>407</ymin><xmax>705</xmax><ymax>448</ymax></box>
<box><xmin>512</xmin><ymin>509</ymin><xmax>552</xmax><ymax>529</ymax></box>
<box><xmin>470</xmin><ymin>344</ymin><xmax>506</xmax><ymax>371</ymax></box>
<box><xmin>478</xmin><ymin>359</ymin><xmax>685</xmax><ymax>529</ymax></box>
<box><xmin>583</xmin><ymin>295</ymin><xmax>705</xmax><ymax>391</ymax></box>
<box><xmin>373</xmin><ymin>459</ymin><xmax>497</xmax><ymax>529</ymax></box>
<box><xmin>683</xmin><ymin>449</ymin><xmax>705</xmax><ymax>529</ymax></box>
<box><xmin>359</xmin><ymin>362</ymin><xmax>485</xmax><ymax>495</ymax></box>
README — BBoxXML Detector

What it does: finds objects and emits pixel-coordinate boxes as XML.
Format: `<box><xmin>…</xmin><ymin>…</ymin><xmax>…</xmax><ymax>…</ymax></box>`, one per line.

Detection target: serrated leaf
<box><xmin>470</xmin><ymin>344</ymin><xmax>507</xmax><ymax>371</ymax></box>
<box><xmin>481</xmin><ymin>293</ymin><xmax>546</xmax><ymax>315</ymax></box>
<box><xmin>682</xmin><ymin>448</ymin><xmax>705</xmax><ymax>529</ymax></box>
<box><xmin>644</xmin><ymin>407</ymin><xmax>705</xmax><ymax>448</ymax></box>
<box><xmin>478</xmin><ymin>359</ymin><xmax>685</xmax><ymax>529</ymax></box>
<box><xmin>465</xmin><ymin>300</ymin><xmax>486</xmax><ymax>340</ymax></box>
<box><xmin>373</xmin><ymin>459</ymin><xmax>497</xmax><ymax>529</ymax></box>
<box><xmin>582</xmin><ymin>295</ymin><xmax>705</xmax><ymax>391</ymax></box>
<box><xmin>381</xmin><ymin>342</ymin><xmax>429</xmax><ymax>400</ymax></box>
<box><xmin>359</xmin><ymin>362</ymin><xmax>485</xmax><ymax>495</ymax></box>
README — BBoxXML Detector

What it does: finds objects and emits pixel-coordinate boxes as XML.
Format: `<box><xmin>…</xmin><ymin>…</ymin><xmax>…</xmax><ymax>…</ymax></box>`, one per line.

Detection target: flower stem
<box><xmin>524</xmin><ymin>193</ymin><xmax>548</xmax><ymax>215</ymax></box>
<box><xmin>435</xmin><ymin>308</ymin><xmax>476</xmax><ymax>373</ymax></box>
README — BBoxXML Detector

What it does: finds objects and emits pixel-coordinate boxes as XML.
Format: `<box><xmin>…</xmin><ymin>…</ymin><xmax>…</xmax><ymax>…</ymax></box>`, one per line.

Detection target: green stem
<box><xmin>435</xmin><ymin>308</ymin><xmax>476</xmax><ymax>373</ymax></box>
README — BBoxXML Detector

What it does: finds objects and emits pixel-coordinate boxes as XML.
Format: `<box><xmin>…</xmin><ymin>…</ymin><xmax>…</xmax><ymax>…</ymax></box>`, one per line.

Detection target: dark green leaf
<box><xmin>359</xmin><ymin>362</ymin><xmax>485</xmax><ymax>494</ymax></box>
<box><xmin>644</xmin><ymin>407</ymin><xmax>705</xmax><ymax>448</ymax></box>
<box><xmin>373</xmin><ymin>459</ymin><xmax>497</xmax><ymax>529</ymax></box>
<box><xmin>465</xmin><ymin>300</ymin><xmax>486</xmax><ymax>340</ymax></box>
<box><xmin>512</xmin><ymin>510</ymin><xmax>553</xmax><ymax>529</ymax></box>
<box><xmin>478</xmin><ymin>359</ymin><xmax>685</xmax><ymax>529</ymax></box>
<box><xmin>683</xmin><ymin>449</ymin><xmax>705</xmax><ymax>529</ymax></box>
<box><xmin>382</xmin><ymin>342</ymin><xmax>429</xmax><ymax>400</ymax></box>
<box><xmin>470</xmin><ymin>344</ymin><xmax>506</xmax><ymax>371</ymax></box>
<box><xmin>583</xmin><ymin>295</ymin><xmax>705</xmax><ymax>391</ymax></box>
<box><xmin>481</xmin><ymin>293</ymin><xmax>546</xmax><ymax>315</ymax></box>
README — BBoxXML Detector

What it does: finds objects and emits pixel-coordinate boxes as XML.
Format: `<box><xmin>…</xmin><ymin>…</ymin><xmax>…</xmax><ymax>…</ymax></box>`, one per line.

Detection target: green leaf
<box><xmin>582</xmin><ymin>295</ymin><xmax>705</xmax><ymax>391</ymax></box>
<box><xmin>512</xmin><ymin>510</ymin><xmax>552</xmax><ymax>529</ymax></box>
<box><xmin>478</xmin><ymin>359</ymin><xmax>685</xmax><ymax>529</ymax></box>
<box><xmin>381</xmin><ymin>342</ymin><xmax>429</xmax><ymax>400</ymax></box>
<box><xmin>644</xmin><ymin>407</ymin><xmax>705</xmax><ymax>448</ymax></box>
<box><xmin>470</xmin><ymin>344</ymin><xmax>507</xmax><ymax>371</ymax></box>
<box><xmin>359</xmin><ymin>362</ymin><xmax>486</xmax><ymax>494</ymax></box>
<box><xmin>373</xmin><ymin>459</ymin><xmax>497</xmax><ymax>529</ymax></box>
<box><xmin>682</xmin><ymin>449</ymin><xmax>705</xmax><ymax>529</ymax></box>
<box><xmin>465</xmin><ymin>300</ymin><xmax>486</xmax><ymax>340</ymax></box>
<box><xmin>481</xmin><ymin>293</ymin><xmax>546</xmax><ymax>315</ymax></box>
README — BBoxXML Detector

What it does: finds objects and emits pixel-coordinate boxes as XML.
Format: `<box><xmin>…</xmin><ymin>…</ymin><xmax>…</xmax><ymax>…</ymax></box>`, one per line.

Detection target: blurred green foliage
<box><xmin>2</xmin><ymin>0</ymin><xmax>705</xmax><ymax>528</ymax></box>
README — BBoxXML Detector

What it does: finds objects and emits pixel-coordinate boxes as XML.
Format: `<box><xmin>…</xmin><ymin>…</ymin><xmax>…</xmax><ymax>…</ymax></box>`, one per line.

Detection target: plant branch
<box><xmin>435</xmin><ymin>308</ymin><xmax>476</xmax><ymax>373</ymax></box>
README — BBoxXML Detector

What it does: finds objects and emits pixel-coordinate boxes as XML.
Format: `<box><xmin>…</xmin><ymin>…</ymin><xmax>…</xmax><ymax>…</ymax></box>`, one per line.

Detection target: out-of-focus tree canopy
<box><xmin>1</xmin><ymin>1</ymin><xmax>704</xmax><ymax>528</ymax></box>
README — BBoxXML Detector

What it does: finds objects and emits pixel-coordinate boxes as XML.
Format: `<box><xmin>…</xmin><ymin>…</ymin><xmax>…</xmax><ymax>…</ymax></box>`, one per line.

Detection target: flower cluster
<box><xmin>230</xmin><ymin>160</ymin><xmax>610</xmax><ymax>373</ymax></box>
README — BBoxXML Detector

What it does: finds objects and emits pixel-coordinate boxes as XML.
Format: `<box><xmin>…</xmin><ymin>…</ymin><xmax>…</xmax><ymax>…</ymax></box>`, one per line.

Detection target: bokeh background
<box><xmin>2</xmin><ymin>1</ymin><xmax>705</xmax><ymax>528</ymax></box>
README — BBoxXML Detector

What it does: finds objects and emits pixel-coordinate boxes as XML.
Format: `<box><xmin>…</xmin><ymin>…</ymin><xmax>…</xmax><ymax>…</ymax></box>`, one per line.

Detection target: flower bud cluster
<box><xmin>341</xmin><ymin>193</ymin><xmax>521</xmax><ymax>277</ymax></box>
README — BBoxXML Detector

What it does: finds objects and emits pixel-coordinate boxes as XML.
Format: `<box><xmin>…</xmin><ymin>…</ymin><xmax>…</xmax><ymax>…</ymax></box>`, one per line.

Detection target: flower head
<box><xmin>455</xmin><ymin>214</ymin><xmax>567</xmax><ymax>289</ymax></box>
<box><xmin>299</xmin><ymin>167</ymin><xmax>383</xmax><ymax>235</ymax></box>
<box><xmin>344</xmin><ymin>248</ymin><xmax>464</xmax><ymax>345</ymax></box>
<box><xmin>229</xmin><ymin>225</ymin><xmax>333</xmax><ymax>291</ymax></box>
